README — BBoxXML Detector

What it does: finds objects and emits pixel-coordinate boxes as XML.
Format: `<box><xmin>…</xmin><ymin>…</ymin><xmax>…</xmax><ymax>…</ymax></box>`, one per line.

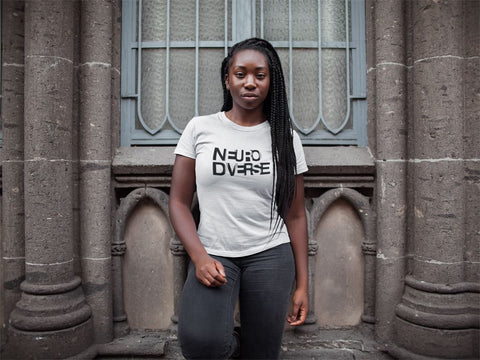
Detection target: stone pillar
<box><xmin>394</xmin><ymin>1</ymin><xmax>479</xmax><ymax>358</ymax></box>
<box><xmin>79</xmin><ymin>0</ymin><xmax>113</xmax><ymax>344</ymax></box>
<box><xmin>7</xmin><ymin>1</ymin><xmax>93</xmax><ymax>358</ymax></box>
<box><xmin>373</xmin><ymin>0</ymin><xmax>407</xmax><ymax>343</ymax></box>
<box><xmin>1</xmin><ymin>0</ymin><xmax>25</xmax><ymax>346</ymax></box>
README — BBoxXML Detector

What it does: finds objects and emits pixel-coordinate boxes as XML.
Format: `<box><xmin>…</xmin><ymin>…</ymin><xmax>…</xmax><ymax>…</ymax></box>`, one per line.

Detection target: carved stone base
<box><xmin>6</xmin><ymin>319</ymin><xmax>93</xmax><ymax>359</ymax></box>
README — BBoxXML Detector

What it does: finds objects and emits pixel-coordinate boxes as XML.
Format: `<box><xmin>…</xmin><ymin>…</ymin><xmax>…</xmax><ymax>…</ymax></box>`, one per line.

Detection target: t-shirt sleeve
<box><xmin>293</xmin><ymin>130</ymin><xmax>308</xmax><ymax>174</ymax></box>
<box><xmin>174</xmin><ymin>118</ymin><xmax>197</xmax><ymax>159</ymax></box>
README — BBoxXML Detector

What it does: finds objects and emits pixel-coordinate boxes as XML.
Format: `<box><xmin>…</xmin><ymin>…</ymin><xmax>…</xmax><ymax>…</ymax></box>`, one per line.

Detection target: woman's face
<box><xmin>226</xmin><ymin>49</ymin><xmax>270</xmax><ymax>113</ymax></box>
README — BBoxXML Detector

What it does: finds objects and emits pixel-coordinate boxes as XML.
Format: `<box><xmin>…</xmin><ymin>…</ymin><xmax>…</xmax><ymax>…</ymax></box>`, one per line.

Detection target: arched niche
<box><xmin>113</xmin><ymin>187</ymin><xmax>175</xmax><ymax>332</ymax></box>
<box><xmin>309</xmin><ymin>188</ymin><xmax>376</xmax><ymax>328</ymax></box>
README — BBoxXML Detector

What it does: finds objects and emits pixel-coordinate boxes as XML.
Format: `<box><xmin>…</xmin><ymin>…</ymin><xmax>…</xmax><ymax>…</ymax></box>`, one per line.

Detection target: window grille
<box><xmin>121</xmin><ymin>0</ymin><xmax>367</xmax><ymax>146</ymax></box>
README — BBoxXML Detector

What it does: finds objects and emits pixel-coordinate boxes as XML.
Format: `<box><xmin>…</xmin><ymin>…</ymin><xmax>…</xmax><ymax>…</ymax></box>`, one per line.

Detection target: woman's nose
<box><xmin>244</xmin><ymin>74</ymin><xmax>256</xmax><ymax>88</ymax></box>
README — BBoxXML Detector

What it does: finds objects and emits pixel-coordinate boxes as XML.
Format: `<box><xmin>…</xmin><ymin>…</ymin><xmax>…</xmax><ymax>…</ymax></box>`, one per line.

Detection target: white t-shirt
<box><xmin>174</xmin><ymin>112</ymin><xmax>308</xmax><ymax>257</ymax></box>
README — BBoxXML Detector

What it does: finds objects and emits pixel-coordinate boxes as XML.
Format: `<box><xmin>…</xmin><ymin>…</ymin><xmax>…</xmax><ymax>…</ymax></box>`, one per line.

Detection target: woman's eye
<box><xmin>235</xmin><ymin>72</ymin><xmax>245</xmax><ymax>78</ymax></box>
<box><xmin>257</xmin><ymin>73</ymin><xmax>266</xmax><ymax>79</ymax></box>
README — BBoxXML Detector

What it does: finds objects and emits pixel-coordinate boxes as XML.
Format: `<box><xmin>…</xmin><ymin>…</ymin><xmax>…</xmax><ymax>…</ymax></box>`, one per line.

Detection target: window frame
<box><xmin>121</xmin><ymin>0</ymin><xmax>367</xmax><ymax>146</ymax></box>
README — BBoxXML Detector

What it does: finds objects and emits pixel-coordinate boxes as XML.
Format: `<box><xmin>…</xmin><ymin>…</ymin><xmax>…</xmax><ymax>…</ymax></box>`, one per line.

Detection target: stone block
<box><xmin>79</xmin><ymin>65</ymin><xmax>112</xmax><ymax>160</ymax></box>
<box><xmin>7</xmin><ymin>318</ymin><xmax>93</xmax><ymax>359</ymax></box>
<box><xmin>412</xmin><ymin>0</ymin><xmax>463</xmax><ymax>60</ymax></box>
<box><xmin>411</xmin><ymin>161</ymin><xmax>464</xmax><ymax>283</ymax></box>
<box><xmin>24</xmin><ymin>0</ymin><xmax>74</xmax><ymax>60</ymax></box>
<box><xmin>464</xmin><ymin>57</ymin><xmax>480</xmax><ymax>159</ymax></box>
<box><xmin>24</xmin><ymin>56</ymin><xmax>73</xmax><ymax>160</ymax></box>
<box><xmin>1</xmin><ymin>162</ymin><xmax>24</xmax><ymax>256</ymax></box>
<box><xmin>394</xmin><ymin>317</ymin><xmax>478</xmax><ymax>359</ymax></box>
<box><xmin>375</xmin><ymin>64</ymin><xmax>407</xmax><ymax>160</ymax></box>
<box><xmin>24</xmin><ymin>160</ymin><xmax>73</xmax><ymax>269</ymax></box>
<box><xmin>79</xmin><ymin>165</ymin><xmax>111</xmax><ymax>258</ymax></box>
<box><xmin>2</xmin><ymin>0</ymin><xmax>25</xmax><ymax>64</ymax></box>
<box><xmin>412</xmin><ymin>57</ymin><xmax>464</xmax><ymax>159</ymax></box>
<box><xmin>1</xmin><ymin>65</ymin><xmax>25</xmax><ymax>160</ymax></box>
<box><xmin>80</xmin><ymin>0</ymin><xmax>112</xmax><ymax>64</ymax></box>
<box><xmin>464</xmin><ymin>160</ymin><xmax>480</xmax><ymax>283</ymax></box>
<box><xmin>81</xmin><ymin>257</ymin><xmax>113</xmax><ymax>344</ymax></box>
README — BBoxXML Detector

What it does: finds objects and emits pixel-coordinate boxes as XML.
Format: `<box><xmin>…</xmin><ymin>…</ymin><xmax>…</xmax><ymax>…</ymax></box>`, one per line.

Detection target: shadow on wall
<box><xmin>122</xmin><ymin>199</ymin><xmax>174</xmax><ymax>330</ymax></box>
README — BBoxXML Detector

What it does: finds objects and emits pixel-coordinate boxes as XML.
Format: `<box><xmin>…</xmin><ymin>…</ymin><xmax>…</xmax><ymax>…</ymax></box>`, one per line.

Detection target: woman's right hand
<box><xmin>194</xmin><ymin>254</ymin><xmax>227</xmax><ymax>287</ymax></box>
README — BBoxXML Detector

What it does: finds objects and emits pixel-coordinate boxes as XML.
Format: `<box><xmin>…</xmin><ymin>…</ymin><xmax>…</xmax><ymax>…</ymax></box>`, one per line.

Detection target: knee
<box><xmin>178</xmin><ymin>324</ymin><xmax>233</xmax><ymax>359</ymax></box>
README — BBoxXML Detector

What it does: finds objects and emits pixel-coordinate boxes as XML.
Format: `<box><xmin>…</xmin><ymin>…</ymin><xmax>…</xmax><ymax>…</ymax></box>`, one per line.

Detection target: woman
<box><xmin>169</xmin><ymin>38</ymin><xmax>308</xmax><ymax>359</ymax></box>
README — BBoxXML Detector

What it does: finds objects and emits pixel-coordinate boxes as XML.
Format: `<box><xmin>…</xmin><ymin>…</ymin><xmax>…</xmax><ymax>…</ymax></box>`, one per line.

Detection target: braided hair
<box><xmin>220</xmin><ymin>38</ymin><xmax>297</xmax><ymax>231</ymax></box>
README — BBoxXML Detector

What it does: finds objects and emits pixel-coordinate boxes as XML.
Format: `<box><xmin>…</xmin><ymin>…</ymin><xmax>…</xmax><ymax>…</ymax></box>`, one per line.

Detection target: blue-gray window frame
<box><xmin>120</xmin><ymin>0</ymin><xmax>367</xmax><ymax>146</ymax></box>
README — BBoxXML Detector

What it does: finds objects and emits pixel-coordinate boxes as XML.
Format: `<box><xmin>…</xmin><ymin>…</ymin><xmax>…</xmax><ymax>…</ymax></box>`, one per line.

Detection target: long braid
<box><xmin>220</xmin><ymin>38</ymin><xmax>297</xmax><ymax>232</ymax></box>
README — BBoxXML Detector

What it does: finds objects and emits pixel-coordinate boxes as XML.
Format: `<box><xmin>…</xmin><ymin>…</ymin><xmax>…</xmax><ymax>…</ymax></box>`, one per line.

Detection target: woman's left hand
<box><xmin>287</xmin><ymin>288</ymin><xmax>309</xmax><ymax>326</ymax></box>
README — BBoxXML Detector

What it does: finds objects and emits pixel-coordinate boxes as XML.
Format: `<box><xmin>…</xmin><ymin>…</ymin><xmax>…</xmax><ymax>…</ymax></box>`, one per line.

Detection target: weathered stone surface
<box><xmin>394</xmin><ymin>317</ymin><xmax>478</xmax><ymax>359</ymax></box>
<box><xmin>79</xmin><ymin>65</ymin><xmax>112</xmax><ymax>160</ymax></box>
<box><xmin>464</xmin><ymin>160</ymin><xmax>480</xmax><ymax>283</ymax></box>
<box><xmin>24</xmin><ymin>0</ymin><xmax>74</xmax><ymax>59</ymax></box>
<box><xmin>81</xmin><ymin>257</ymin><xmax>113</xmax><ymax>343</ymax></box>
<box><xmin>24</xmin><ymin>57</ymin><xmax>73</xmax><ymax>160</ymax></box>
<box><xmin>24</xmin><ymin>160</ymin><xmax>74</xmax><ymax>267</ymax></box>
<box><xmin>412</xmin><ymin>0</ymin><xmax>464</xmax><ymax>60</ymax></box>
<box><xmin>313</xmin><ymin>199</ymin><xmax>364</xmax><ymax>328</ymax></box>
<box><xmin>81</xmin><ymin>0</ymin><xmax>113</xmax><ymax>64</ymax></box>
<box><xmin>7</xmin><ymin>318</ymin><xmax>93</xmax><ymax>359</ymax></box>
<box><xmin>412</xmin><ymin>161</ymin><xmax>464</xmax><ymax>283</ymax></box>
<box><xmin>123</xmin><ymin>201</ymin><xmax>174</xmax><ymax>330</ymax></box>
<box><xmin>79</xmin><ymin>166</ymin><xmax>111</xmax><ymax>257</ymax></box>
<box><xmin>412</xmin><ymin>59</ymin><xmax>464</xmax><ymax>159</ymax></box>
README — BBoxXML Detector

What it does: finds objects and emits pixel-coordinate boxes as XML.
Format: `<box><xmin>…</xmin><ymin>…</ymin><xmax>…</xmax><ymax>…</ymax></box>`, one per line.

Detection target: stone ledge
<box><xmin>112</xmin><ymin>146</ymin><xmax>375</xmax><ymax>177</ymax></box>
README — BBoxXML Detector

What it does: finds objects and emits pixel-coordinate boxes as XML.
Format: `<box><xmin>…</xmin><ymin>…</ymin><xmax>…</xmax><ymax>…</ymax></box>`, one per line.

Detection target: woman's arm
<box><xmin>285</xmin><ymin>174</ymin><xmax>309</xmax><ymax>326</ymax></box>
<box><xmin>169</xmin><ymin>155</ymin><xmax>227</xmax><ymax>287</ymax></box>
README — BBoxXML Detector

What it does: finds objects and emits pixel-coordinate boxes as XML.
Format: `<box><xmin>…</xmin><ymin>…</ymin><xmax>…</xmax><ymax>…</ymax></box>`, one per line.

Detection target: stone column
<box><xmin>394</xmin><ymin>1</ymin><xmax>478</xmax><ymax>358</ymax></box>
<box><xmin>7</xmin><ymin>1</ymin><xmax>93</xmax><ymax>358</ymax></box>
<box><xmin>79</xmin><ymin>0</ymin><xmax>113</xmax><ymax>344</ymax></box>
<box><xmin>1</xmin><ymin>0</ymin><xmax>25</xmax><ymax>345</ymax></box>
<box><xmin>373</xmin><ymin>0</ymin><xmax>407</xmax><ymax>343</ymax></box>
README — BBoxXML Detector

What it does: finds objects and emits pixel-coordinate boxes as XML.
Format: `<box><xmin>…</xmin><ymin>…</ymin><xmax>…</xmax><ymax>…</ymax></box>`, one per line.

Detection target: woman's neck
<box><xmin>225</xmin><ymin>107</ymin><xmax>265</xmax><ymax>127</ymax></box>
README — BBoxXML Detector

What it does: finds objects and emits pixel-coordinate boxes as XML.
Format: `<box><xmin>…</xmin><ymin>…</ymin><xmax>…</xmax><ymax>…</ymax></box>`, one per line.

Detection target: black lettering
<box><xmin>228</xmin><ymin>150</ymin><xmax>244</xmax><ymax>162</ymax></box>
<box><xmin>213</xmin><ymin>162</ymin><xmax>225</xmax><ymax>175</ymax></box>
<box><xmin>251</xmin><ymin>150</ymin><xmax>261</xmax><ymax>161</ymax></box>
<box><xmin>213</xmin><ymin>147</ymin><xmax>226</xmax><ymax>161</ymax></box>
<box><xmin>227</xmin><ymin>163</ymin><xmax>236</xmax><ymax>176</ymax></box>
<box><xmin>259</xmin><ymin>162</ymin><xmax>271</xmax><ymax>175</ymax></box>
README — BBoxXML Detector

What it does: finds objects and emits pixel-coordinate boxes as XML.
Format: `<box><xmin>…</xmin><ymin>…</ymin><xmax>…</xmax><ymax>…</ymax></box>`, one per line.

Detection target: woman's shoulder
<box><xmin>189</xmin><ymin>112</ymin><xmax>223</xmax><ymax>126</ymax></box>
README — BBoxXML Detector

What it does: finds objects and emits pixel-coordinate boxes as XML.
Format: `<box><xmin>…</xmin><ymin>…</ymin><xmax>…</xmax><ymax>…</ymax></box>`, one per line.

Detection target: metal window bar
<box><xmin>284</xmin><ymin>0</ymin><xmax>351</xmax><ymax>136</ymax></box>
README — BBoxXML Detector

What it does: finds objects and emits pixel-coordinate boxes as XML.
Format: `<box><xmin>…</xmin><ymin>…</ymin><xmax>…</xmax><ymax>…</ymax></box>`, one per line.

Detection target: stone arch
<box><xmin>309</xmin><ymin>188</ymin><xmax>376</xmax><ymax>326</ymax></box>
<box><xmin>111</xmin><ymin>187</ymin><xmax>177</xmax><ymax>335</ymax></box>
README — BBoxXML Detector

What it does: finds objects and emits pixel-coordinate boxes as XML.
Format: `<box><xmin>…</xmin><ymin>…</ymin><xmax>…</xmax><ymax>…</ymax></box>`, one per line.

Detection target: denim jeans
<box><xmin>178</xmin><ymin>243</ymin><xmax>295</xmax><ymax>359</ymax></box>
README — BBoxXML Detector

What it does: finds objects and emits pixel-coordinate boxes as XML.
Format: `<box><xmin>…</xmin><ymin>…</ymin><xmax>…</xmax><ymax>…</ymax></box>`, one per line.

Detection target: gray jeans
<box><xmin>178</xmin><ymin>243</ymin><xmax>295</xmax><ymax>359</ymax></box>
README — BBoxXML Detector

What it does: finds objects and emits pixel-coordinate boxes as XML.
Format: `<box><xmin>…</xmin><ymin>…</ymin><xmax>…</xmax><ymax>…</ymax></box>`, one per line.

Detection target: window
<box><xmin>121</xmin><ymin>0</ymin><xmax>366</xmax><ymax>146</ymax></box>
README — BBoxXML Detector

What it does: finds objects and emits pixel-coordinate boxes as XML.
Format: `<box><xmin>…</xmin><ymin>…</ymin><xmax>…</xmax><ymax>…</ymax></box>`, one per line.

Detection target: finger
<box><xmin>214</xmin><ymin>261</ymin><xmax>227</xmax><ymax>281</ymax></box>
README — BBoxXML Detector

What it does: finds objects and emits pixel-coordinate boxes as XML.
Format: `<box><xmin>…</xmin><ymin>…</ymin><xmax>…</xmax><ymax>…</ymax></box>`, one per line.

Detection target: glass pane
<box><xmin>169</xmin><ymin>49</ymin><xmax>196</xmax><ymax>130</ymax></box>
<box><xmin>142</xmin><ymin>0</ymin><xmax>167</xmax><ymax>42</ymax></box>
<box><xmin>322</xmin><ymin>48</ymin><xmax>347</xmax><ymax>130</ymax></box>
<box><xmin>321</xmin><ymin>0</ymin><xmax>346</xmax><ymax>42</ymax></box>
<box><xmin>199</xmin><ymin>0</ymin><xmax>227</xmax><ymax>41</ymax></box>
<box><xmin>260</xmin><ymin>0</ymin><xmax>289</xmax><ymax>41</ymax></box>
<box><xmin>291</xmin><ymin>49</ymin><xmax>319</xmax><ymax>131</ymax></box>
<box><xmin>198</xmin><ymin>49</ymin><xmax>225</xmax><ymax>115</ymax></box>
<box><xmin>171</xmin><ymin>0</ymin><xmax>196</xmax><ymax>41</ymax></box>
<box><xmin>140</xmin><ymin>49</ymin><xmax>166</xmax><ymax>131</ymax></box>
<box><xmin>292</xmin><ymin>0</ymin><xmax>318</xmax><ymax>41</ymax></box>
